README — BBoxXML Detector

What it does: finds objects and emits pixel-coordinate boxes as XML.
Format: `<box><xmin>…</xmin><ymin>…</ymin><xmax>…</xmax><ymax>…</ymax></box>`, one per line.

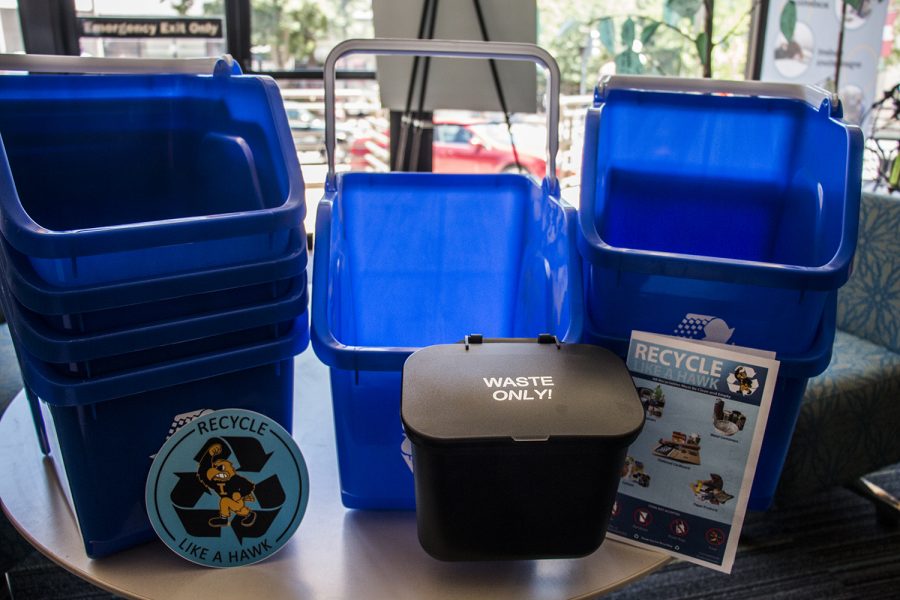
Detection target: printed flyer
<box><xmin>607</xmin><ymin>331</ymin><xmax>780</xmax><ymax>573</ymax></box>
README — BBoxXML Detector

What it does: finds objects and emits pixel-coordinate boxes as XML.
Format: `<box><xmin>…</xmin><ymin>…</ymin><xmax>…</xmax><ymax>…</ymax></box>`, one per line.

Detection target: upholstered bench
<box><xmin>777</xmin><ymin>191</ymin><xmax>900</xmax><ymax>517</ymax></box>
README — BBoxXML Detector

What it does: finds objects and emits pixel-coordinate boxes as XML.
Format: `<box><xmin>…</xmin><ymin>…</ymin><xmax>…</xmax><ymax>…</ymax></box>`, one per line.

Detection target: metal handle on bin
<box><xmin>0</xmin><ymin>53</ymin><xmax>235</xmax><ymax>75</ymax></box>
<box><xmin>323</xmin><ymin>38</ymin><xmax>561</xmax><ymax>189</ymax></box>
<box><xmin>596</xmin><ymin>74</ymin><xmax>840</xmax><ymax>115</ymax></box>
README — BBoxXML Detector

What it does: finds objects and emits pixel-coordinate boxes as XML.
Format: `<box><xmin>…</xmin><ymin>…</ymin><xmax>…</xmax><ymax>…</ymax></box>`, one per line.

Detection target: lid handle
<box><xmin>461</xmin><ymin>333</ymin><xmax>561</xmax><ymax>349</ymax></box>
<box><xmin>537</xmin><ymin>333</ymin><xmax>561</xmax><ymax>348</ymax></box>
<box><xmin>464</xmin><ymin>334</ymin><xmax>484</xmax><ymax>350</ymax></box>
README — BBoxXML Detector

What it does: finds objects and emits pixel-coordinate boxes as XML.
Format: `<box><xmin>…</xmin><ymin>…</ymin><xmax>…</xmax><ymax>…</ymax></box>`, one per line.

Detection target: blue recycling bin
<box><xmin>0</xmin><ymin>57</ymin><xmax>305</xmax><ymax>287</ymax></box>
<box><xmin>314</xmin><ymin>173</ymin><xmax>582</xmax><ymax>509</ymax></box>
<box><xmin>578</xmin><ymin>76</ymin><xmax>863</xmax><ymax>355</ymax></box>
<box><xmin>312</xmin><ymin>40</ymin><xmax>582</xmax><ymax>509</ymax></box>
<box><xmin>16</xmin><ymin>319</ymin><xmax>308</xmax><ymax>558</ymax></box>
<box><xmin>578</xmin><ymin>76</ymin><xmax>863</xmax><ymax>508</ymax></box>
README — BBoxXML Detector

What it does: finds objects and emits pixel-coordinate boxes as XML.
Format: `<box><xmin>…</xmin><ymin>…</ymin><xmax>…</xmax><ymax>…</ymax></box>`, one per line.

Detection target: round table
<box><xmin>0</xmin><ymin>350</ymin><xmax>669</xmax><ymax>599</ymax></box>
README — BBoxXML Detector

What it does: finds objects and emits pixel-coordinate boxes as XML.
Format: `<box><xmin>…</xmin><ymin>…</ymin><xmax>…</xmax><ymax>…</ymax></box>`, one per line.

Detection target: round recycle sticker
<box><xmin>146</xmin><ymin>409</ymin><xmax>309</xmax><ymax>568</ymax></box>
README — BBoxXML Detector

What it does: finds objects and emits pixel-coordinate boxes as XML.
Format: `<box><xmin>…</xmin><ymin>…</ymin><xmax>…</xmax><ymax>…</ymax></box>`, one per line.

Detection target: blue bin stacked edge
<box><xmin>312</xmin><ymin>172</ymin><xmax>584</xmax><ymax>510</ymax></box>
<box><xmin>0</xmin><ymin>64</ymin><xmax>310</xmax><ymax>558</ymax></box>
<box><xmin>577</xmin><ymin>82</ymin><xmax>863</xmax><ymax>509</ymax></box>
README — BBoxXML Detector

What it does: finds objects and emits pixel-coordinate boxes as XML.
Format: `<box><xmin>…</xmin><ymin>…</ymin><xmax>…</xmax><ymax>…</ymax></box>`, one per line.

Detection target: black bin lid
<box><xmin>401</xmin><ymin>336</ymin><xmax>645</xmax><ymax>445</ymax></box>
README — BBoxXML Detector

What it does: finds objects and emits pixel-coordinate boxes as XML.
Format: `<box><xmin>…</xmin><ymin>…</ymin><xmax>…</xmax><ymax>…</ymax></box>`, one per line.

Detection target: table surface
<box><xmin>0</xmin><ymin>349</ymin><xmax>669</xmax><ymax>600</ymax></box>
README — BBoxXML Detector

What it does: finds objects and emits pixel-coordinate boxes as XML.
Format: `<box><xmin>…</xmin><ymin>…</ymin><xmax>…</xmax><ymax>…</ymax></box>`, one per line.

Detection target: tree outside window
<box><xmin>539</xmin><ymin>0</ymin><xmax>757</xmax><ymax>93</ymax></box>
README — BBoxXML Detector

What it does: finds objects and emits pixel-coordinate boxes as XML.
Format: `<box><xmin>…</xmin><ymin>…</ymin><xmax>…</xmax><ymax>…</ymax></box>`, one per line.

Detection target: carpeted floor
<box><xmin>5</xmin><ymin>553</ymin><xmax>117</xmax><ymax>600</ymax></box>
<box><xmin>606</xmin><ymin>465</ymin><xmax>900</xmax><ymax>599</ymax></box>
<box><xmin>0</xmin><ymin>321</ymin><xmax>897</xmax><ymax>599</ymax></box>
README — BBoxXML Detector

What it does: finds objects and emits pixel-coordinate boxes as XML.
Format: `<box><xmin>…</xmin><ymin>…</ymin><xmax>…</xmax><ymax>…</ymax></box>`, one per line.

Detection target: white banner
<box><xmin>760</xmin><ymin>0</ymin><xmax>890</xmax><ymax>124</ymax></box>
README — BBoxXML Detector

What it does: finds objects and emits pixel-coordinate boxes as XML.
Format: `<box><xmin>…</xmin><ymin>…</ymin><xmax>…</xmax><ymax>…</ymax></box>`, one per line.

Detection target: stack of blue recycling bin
<box><xmin>0</xmin><ymin>57</ymin><xmax>309</xmax><ymax>557</ymax></box>
<box><xmin>577</xmin><ymin>76</ymin><xmax>863</xmax><ymax>509</ymax></box>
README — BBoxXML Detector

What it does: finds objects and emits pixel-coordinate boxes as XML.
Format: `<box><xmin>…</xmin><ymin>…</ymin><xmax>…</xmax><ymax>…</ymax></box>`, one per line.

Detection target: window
<box><xmin>435</xmin><ymin>125</ymin><xmax>473</xmax><ymax>145</ymax></box>
<box><xmin>249</xmin><ymin>0</ymin><xmax>373</xmax><ymax>71</ymax></box>
<box><xmin>538</xmin><ymin>0</ymin><xmax>755</xmax><ymax>91</ymax></box>
<box><xmin>0</xmin><ymin>0</ymin><xmax>23</xmax><ymax>54</ymax></box>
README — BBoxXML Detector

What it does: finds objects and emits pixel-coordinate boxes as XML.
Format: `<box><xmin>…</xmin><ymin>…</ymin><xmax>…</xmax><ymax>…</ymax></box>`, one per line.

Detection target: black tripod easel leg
<box><xmin>408</xmin><ymin>0</ymin><xmax>439</xmax><ymax>173</ymax></box>
<box><xmin>471</xmin><ymin>0</ymin><xmax>522</xmax><ymax>173</ymax></box>
<box><xmin>394</xmin><ymin>0</ymin><xmax>437</xmax><ymax>172</ymax></box>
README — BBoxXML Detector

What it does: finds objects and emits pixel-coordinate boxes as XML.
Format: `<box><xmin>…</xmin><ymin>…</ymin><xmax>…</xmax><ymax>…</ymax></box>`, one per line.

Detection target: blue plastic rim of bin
<box><xmin>0</xmin><ymin>229</ymin><xmax>308</xmax><ymax>333</ymax></box>
<box><xmin>312</xmin><ymin>172</ymin><xmax>583</xmax><ymax>509</ymax></box>
<box><xmin>584</xmin><ymin>293</ymin><xmax>837</xmax><ymax>510</ymax></box>
<box><xmin>0</xmin><ymin>62</ymin><xmax>305</xmax><ymax>287</ymax></box>
<box><xmin>0</xmin><ymin>271</ymin><xmax>306</xmax><ymax>373</ymax></box>
<box><xmin>12</xmin><ymin>311</ymin><xmax>308</xmax><ymax>407</ymax></box>
<box><xmin>578</xmin><ymin>77</ymin><xmax>863</xmax><ymax>355</ymax></box>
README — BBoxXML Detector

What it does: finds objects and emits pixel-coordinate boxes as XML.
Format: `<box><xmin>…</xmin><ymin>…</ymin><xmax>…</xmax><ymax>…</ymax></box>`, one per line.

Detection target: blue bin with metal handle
<box><xmin>0</xmin><ymin>54</ymin><xmax>305</xmax><ymax>287</ymax></box>
<box><xmin>578</xmin><ymin>76</ymin><xmax>863</xmax><ymax>355</ymax></box>
<box><xmin>312</xmin><ymin>39</ymin><xmax>583</xmax><ymax>509</ymax></box>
